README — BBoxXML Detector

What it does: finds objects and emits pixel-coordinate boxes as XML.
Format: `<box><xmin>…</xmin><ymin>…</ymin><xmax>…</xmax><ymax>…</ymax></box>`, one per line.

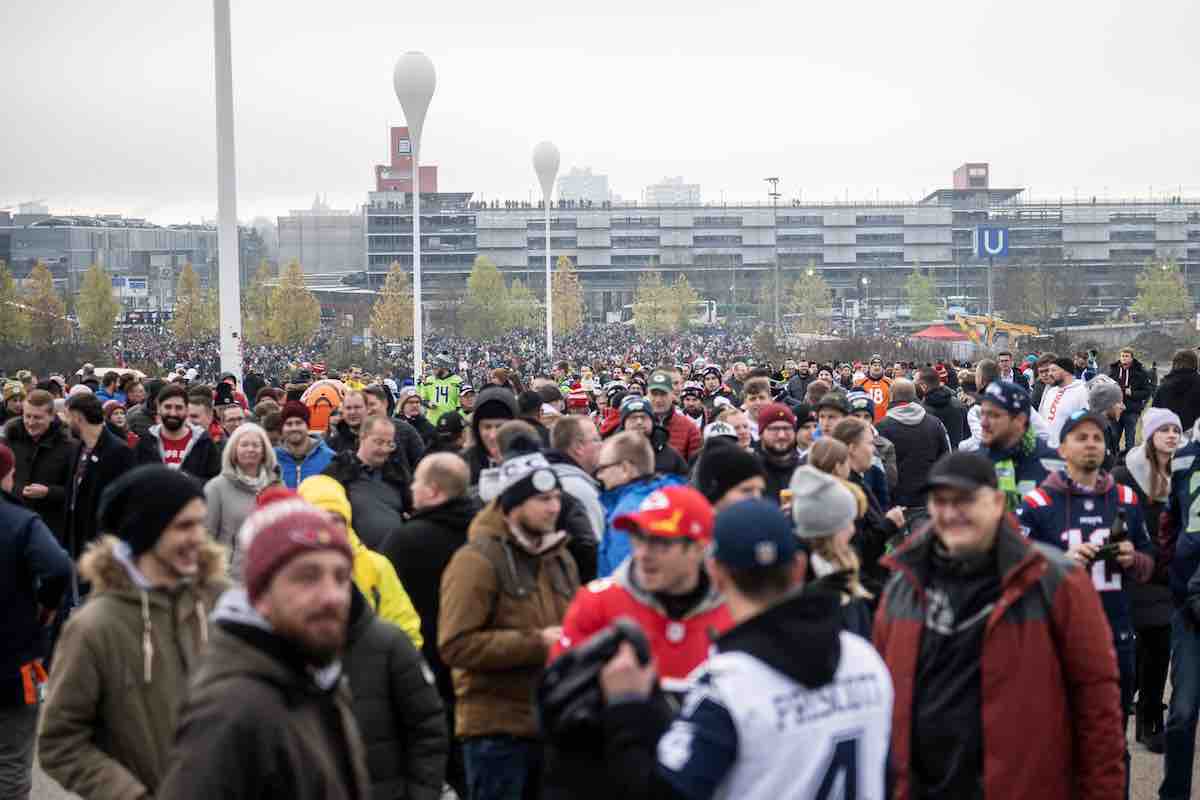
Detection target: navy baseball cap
<box><xmin>1059</xmin><ymin>409</ymin><xmax>1109</xmax><ymax>441</ymax></box>
<box><xmin>980</xmin><ymin>381</ymin><xmax>1031</xmax><ymax>416</ymax></box>
<box><xmin>711</xmin><ymin>499</ymin><xmax>797</xmax><ymax>570</ymax></box>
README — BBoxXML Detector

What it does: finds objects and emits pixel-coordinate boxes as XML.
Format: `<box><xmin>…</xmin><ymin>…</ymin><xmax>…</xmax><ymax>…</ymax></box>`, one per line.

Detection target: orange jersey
<box><xmin>855</xmin><ymin>376</ymin><xmax>893</xmax><ymax>422</ymax></box>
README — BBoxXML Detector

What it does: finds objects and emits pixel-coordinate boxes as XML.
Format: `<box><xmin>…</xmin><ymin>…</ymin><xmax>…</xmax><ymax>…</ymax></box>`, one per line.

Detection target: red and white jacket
<box><xmin>550</xmin><ymin>558</ymin><xmax>732</xmax><ymax>692</ymax></box>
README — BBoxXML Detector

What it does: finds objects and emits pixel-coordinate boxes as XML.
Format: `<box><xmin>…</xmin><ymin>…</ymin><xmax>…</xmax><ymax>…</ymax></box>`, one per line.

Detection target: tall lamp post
<box><xmin>861</xmin><ymin>276</ymin><xmax>871</xmax><ymax>332</ymax></box>
<box><xmin>765</xmin><ymin>177</ymin><xmax>781</xmax><ymax>336</ymax></box>
<box><xmin>533</xmin><ymin>141</ymin><xmax>560</xmax><ymax>359</ymax></box>
<box><xmin>212</xmin><ymin>0</ymin><xmax>242</xmax><ymax>382</ymax></box>
<box><xmin>393</xmin><ymin>52</ymin><xmax>436</xmax><ymax>380</ymax></box>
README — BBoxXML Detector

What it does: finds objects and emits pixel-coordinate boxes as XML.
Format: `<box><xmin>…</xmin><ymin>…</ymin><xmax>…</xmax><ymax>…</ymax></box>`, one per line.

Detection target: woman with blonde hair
<box><xmin>203</xmin><ymin>422</ymin><xmax>281</xmax><ymax>575</ymax></box>
<box><xmin>788</xmin><ymin>465</ymin><xmax>873</xmax><ymax>636</ymax></box>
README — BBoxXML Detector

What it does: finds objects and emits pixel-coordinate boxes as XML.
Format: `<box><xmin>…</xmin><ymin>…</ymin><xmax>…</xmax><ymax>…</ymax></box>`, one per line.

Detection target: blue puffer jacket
<box><xmin>1</xmin><ymin>491</ymin><xmax>72</xmax><ymax>706</ymax></box>
<box><xmin>275</xmin><ymin>436</ymin><xmax>335</xmax><ymax>489</ymax></box>
<box><xmin>1163</xmin><ymin>441</ymin><xmax>1200</xmax><ymax>603</ymax></box>
<box><xmin>597</xmin><ymin>474</ymin><xmax>686</xmax><ymax>577</ymax></box>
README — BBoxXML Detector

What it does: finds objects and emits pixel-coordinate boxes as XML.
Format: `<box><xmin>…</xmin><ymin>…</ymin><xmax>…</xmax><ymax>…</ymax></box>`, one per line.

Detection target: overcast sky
<box><xmin>4</xmin><ymin>0</ymin><xmax>1199</xmax><ymax>224</ymax></box>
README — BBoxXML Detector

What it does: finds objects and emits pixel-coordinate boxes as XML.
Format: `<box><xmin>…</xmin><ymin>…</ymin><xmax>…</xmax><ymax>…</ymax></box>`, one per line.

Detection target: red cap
<box><xmin>257</xmin><ymin>486</ymin><xmax>298</xmax><ymax>507</ymax></box>
<box><xmin>614</xmin><ymin>485</ymin><xmax>714</xmax><ymax>542</ymax></box>
<box><xmin>757</xmin><ymin>402</ymin><xmax>797</xmax><ymax>431</ymax></box>
<box><xmin>281</xmin><ymin>401</ymin><xmax>310</xmax><ymax>425</ymax></box>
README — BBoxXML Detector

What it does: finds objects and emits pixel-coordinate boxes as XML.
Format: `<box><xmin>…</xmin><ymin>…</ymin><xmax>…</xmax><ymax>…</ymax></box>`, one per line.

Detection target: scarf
<box><xmin>235</xmin><ymin>465</ymin><xmax>275</xmax><ymax>492</ymax></box>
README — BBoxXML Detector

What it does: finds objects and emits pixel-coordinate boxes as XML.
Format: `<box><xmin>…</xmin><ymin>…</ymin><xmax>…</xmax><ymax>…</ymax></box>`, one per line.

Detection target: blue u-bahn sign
<box><xmin>974</xmin><ymin>226</ymin><xmax>1009</xmax><ymax>258</ymax></box>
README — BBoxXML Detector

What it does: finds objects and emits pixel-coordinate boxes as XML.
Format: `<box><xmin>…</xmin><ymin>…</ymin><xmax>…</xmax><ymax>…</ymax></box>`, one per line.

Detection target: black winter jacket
<box><xmin>63</xmin><ymin>428</ymin><xmax>138</xmax><ymax>558</ymax></box>
<box><xmin>343</xmin><ymin>588</ymin><xmax>448</xmax><ymax>800</ymax></box>
<box><xmin>1153</xmin><ymin>368</ymin><xmax>1200</xmax><ymax>432</ymax></box>
<box><xmin>876</xmin><ymin>403</ymin><xmax>950</xmax><ymax>509</ymax></box>
<box><xmin>134</xmin><ymin>423</ymin><xmax>221</xmax><ymax>482</ymax></box>
<box><xmin>1112</xmin><ymin>457</ymin><xmax>1174</xmax><ymax>629</ymax></box>
<box><xmin>922</xmin><ymin>385</ymin><xmax>966</xmax><ymax>449</ymax></box>
<box><xmin>1107</xmin><ymin>358</ymin><xmax>1154</xmax><ymax>414</ymax></box>
<box><xmin>3</xmin><ymin>417</ymin><xmax>78</xmax><ymax>542</ymax></box>
<box><xmin>322</xmin><ymin>451</ymin><xmax>410</xmax><ymax>550</ymax></box>
<box><xmin>757</xmin><ymin>447</ymin><xmax>800</xmax><ymax>502</ymax></box>
<box><xmin>326</xmin><ymin>418</ymin><xmax>424</xmax><ymax>479</ymax></box>
<box><xmin>382</xmin><ymin>496</ymin><xmax>479</xmax><ymax>700</ymax></box>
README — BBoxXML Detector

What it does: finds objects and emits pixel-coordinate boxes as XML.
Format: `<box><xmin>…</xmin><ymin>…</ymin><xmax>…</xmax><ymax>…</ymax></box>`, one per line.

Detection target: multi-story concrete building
<box><xmin>644</xmin><ymin>177</ymin><xmax>702</xmax><ymax>206</ymax></box>
<box><xmin>277</xmin><ymin>195</ymin><xmax>365</xmax><ymax>274</ymax></box>
<box><xmin>349</xmin><ymin>163</ymin><xmax>1200</xmax><ymax>325</ymax></box>
<box><xmin>0</xmin><ymin>213</ymin><xmax>217</xmax><ymax>310</ymax></box>
<box><xmin>558</xmin><ymin>167</ymin><xmax>610</xmax><ymax>205</ymax></box>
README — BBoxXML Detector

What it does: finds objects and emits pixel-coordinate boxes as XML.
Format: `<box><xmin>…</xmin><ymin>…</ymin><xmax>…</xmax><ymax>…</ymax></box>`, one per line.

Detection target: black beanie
<box><xmin>1054</xmin><ymin>356</ymin><xmax>1076</xmax><ymax>374</ymax></box>
<box><xmin>98</xmin><ymin>465</ymin><xmax>205</xmax><ymax>555</ymax></box>
<box><xmin>694</xmin><ymin>441</ymin><xmax>766</xmax><ymax>504</ymax></box>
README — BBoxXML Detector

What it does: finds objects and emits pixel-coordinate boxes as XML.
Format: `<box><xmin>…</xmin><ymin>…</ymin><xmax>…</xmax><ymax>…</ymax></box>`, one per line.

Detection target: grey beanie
<box><xmin>788</xmin><ymin>466</ymin><xmax>858</xmax><ymax>539</ymax></box>
<box><xmin>1087</xmin><ymin>376</ymin><xmax>1124</xmax><ymax>415</ymax></box>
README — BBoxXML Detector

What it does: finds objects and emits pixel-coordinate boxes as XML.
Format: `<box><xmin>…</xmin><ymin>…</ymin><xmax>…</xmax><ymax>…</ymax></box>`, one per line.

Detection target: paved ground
<box><xmin>28</xmin><ymin>729</ymin><xmax>1198</xmax><ymax>799</ymax></box>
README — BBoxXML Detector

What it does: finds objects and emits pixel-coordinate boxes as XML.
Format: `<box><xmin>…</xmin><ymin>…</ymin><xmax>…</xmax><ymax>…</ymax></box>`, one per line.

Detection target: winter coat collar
<box><xmin>3</xmin><ymin>415</ymin><xmax>69</xmax><ymax>446</ymax></box>
<box><xmin>1041</xmin><ymin>468</ymin><xmax>1116</xmax><ymax>498</ymax></box>
<box><xmin>1123</xmin><ymin>445</ymin><xmax>1158</xmax><ymax>499</ymax></box>
<box><xmin>714</xmin><ymin>587</ymin><xmax>842</xmax><ymax>689</ymax></box>
<box><xmin>407</xmin><ymin>495</ymin><xmax>480</xmax><ymax>530</ymax></box>
<box><xmin>79</xmin><ymin>533</ymin><xmax>227</xmax><ymax>593</ymax></box>
<box><xmin>148</xmin><ymin>421</ymin><xmax>208</xmax><ymax>464</ymax></box>
<box><xmin>613</xmin><ymin>557</ymin><xmax>725</xmax><ymax>620</ymax></box>
<box><xmin>467</xmin><ymin>501</ymin><xmax>568</xmax><ymax>557</ymax></box>
<box><xmin>882</xmin><ymin>516</ymin><xmax>1036</xmax><ymax>596</ymax></box>
<box><xmin>885</xmin><ymin>402</ymin><xmax>927</xmax><ymax>426</ymax></box>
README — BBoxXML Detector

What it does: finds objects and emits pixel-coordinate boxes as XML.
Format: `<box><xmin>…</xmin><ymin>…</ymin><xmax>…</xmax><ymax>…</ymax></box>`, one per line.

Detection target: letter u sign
<box><xmin>974</xmin><ymin>226</ymin><xmax>1009</xmax><ymax>258</ymax></box>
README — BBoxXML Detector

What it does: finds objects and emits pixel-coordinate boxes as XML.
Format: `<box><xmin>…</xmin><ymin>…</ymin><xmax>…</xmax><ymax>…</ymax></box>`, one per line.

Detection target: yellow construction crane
<box><xmin>954</xmin><ymin>314</ymin><xmax>1040</xmax><ymax>350</ymax></box>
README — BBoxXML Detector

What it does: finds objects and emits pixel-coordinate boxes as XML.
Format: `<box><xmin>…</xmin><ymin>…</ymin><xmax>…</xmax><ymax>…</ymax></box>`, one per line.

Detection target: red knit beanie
<box><xmin>239</xmin><ymin>499</ymin><xmax>353</xmax><ymax>604</ymax></box>
<box><xmin>0</xmin><ymin>443</ymin><xmax>14</xmax><ymax>481</ymax></box>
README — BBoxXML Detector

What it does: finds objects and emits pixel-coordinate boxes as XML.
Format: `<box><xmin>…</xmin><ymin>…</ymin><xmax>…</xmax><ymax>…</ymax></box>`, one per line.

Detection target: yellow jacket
<box><xmin>297</xmin><ymin>475</ymin><xmax>423</xmax><ymax>648</ymax></box>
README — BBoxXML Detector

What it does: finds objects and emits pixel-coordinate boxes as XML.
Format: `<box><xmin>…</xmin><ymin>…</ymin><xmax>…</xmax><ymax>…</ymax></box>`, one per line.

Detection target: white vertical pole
<box><xmin>213</xmin><ymin>0</ymin><xmax>242</xmax><ymax>382</ymax></box>
<box><xmin>532</xmin><ymin>142</ymin><xmax>559</xmax><ymax>360</ymax></box>
<box><xmin>413</xmin><ymin>153</ymin><xmax>423</xmax><ymax>378</ymax></box>
<box><xmin>545</xmin><ymin>203</ymin><xmax>552</xmax><ymax>358</ymax></box>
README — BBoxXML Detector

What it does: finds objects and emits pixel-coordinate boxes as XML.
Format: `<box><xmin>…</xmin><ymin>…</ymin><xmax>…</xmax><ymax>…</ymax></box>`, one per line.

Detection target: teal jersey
<box><xmin>419</xmin><ymin>374</ymin><xmax>462</xmax><ymax>423</ymax></box>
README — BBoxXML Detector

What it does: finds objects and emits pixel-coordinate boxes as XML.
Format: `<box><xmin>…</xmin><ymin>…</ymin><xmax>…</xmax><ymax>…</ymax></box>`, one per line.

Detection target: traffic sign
<box><xmin>974</xmin><ymin>226</ymin><xmax>1009</xmax><ymax>258</ymax></box>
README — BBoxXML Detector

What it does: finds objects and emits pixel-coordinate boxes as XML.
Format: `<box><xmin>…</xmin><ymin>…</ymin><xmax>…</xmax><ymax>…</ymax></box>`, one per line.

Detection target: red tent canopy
<box><xmin>911</xmin><ymin>324</ymin><xmax>969</xmax><ymax>341</ymax></box>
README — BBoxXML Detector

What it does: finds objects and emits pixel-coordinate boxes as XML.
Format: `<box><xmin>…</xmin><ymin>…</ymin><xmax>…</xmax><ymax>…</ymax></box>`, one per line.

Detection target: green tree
<box><xmin>242</xmin><ymin>259</ymin><xmax>275</xmax><ymax>343</ymax></box>
<box><xmin>77</xmin><ymin>264</ymin><xmax>122</xmax><ymax>347</ymax></box>
<box><xmin>0</xmin><ymin>261</ymin><xmax>30</xmax><ymax>345</ymax></box>
<box><xmin>462</xmin><ymin>256</ymin><xmax>511</xmax><ymax>338</ymax></box>
<box><xmin>551</xmin><ymin>255</ymin><xmax>585</xmax><ymax>333</ymax></box>
<box><xmin>171</xmin><ymin>263</ymin><xmax>207</xmax><ymax>341</ymax></box>
<box><xmin>632</xmin><ymin>271</ymin><xmax>671</xmax><ymax>335</ymax></box>
<box><xmin>665</xmin><ymin>274</ymin><xmax>700</xmax><ymax>331</ymax></box>
<box><xmin>24</xmin><ymin>260</ymin><xmax>69</xmax><ymax>346</ymax></box>
<box><xmin>267</xmin><ymin>260</ymin><xmax>321</xmax><ymax>345</ymax></box>
<box><xmin>506</xmin><ymin>278</ymin><xmax>542</xmax><ymax>331</ymax></box>
<box><xmin>788</xmin><ymin>263</ymin><xmax>833</xmax><ymax>333</ymax></box>
<box><xmin>904</xmin><ymin>264</ymin><xmax>940</xmax><ymax>321</ymax></box>
<box><xmin>369</xmin><ymin>261</ymin><xmax>414</xmax><ymax>342</ymax></box>
<box><xmin>1133</xmin><ymin>258</ymin><xmax>1193</xmax><ymax>326</ymax></box>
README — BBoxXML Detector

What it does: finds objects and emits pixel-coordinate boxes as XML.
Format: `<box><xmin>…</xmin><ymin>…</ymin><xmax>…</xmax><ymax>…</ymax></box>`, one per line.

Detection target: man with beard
<box><xmin>275</xmin><ymin>402</ymin><xmax>335</xmax><ymax>490</ymax></box>
<box><xmin>135</xmin><ymin>384</ymin><xmax>221</xmax><ymax>481</ymax></box>
<box><xmin>678</xmin><ymin>382</ymin><xmax>706</xmax><ymax>428</ymax></box>
<box><xmin>1038</xmin><ymin>355</ymin><xmax>1090</xmax><ymax>448</ymax></box>
<box><xmin>157</xmin><ymin>499</ymin><xmax>370</xmax><ymax>800</ymax></box>
<box><xmin>975</xmin><ymin>381</ymin><xmax>1062</xmax><ymax>511</ymax></box>
<box><xmin>40</xmin><ymin>466</ymin><xmax>230</xmax><ymax>800</ymax></box>
<box><xmin>755</xmin><ymin>402</ymin><xmax>801</xmax><ymax>502</ymax></box>
<box><xmin>438</xmin><ymin>452</ymin><xmax>580</xmax><ymax>800</ymax></box>
<box><xmin>785</xmin><ymin>359</ymin><xmax>811</xmax><ymax>402</ymax></box>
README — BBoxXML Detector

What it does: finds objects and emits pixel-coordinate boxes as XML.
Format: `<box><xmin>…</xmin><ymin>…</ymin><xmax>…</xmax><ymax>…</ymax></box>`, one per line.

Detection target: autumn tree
<box><xmin>904</xmin><ymin>264</ymin><xmax>941</xmax><ymax>321</ymax></box>
<box><xmin>0</xmin><ymin>261</ymin><xmax>30</xmax><ymax>345</ymax></box>
<box><xmin>665</xmin><ymin>274</ymin><xmax>700</xmax><ymax>332</ymax></box>
<box><xmin>267</xmin><ymin>259</ymin><xmax>321</xmax><ymax>345</ymax></box>
<box><xmin>24</xmin><ymin>260</ymin><xmax>69</xmax><ymax>346</ymax></box>
<box><xmin>369</xmin><ymin>261</ymin><xmax>414</xmax><ymax>342</ymax></box>
<box><xmin>170</xmin><ymin>263</ymin><xmax>208</xmax><ymax>341</ymax></box>
<box><xmin>1133</xmin><ymin>258</ymin><xmax>1193</xmax><ymax>326</ymax></box>
<box><xmin>632</xmin><ymin>270</ymin><xmax>671</xmax><ymax>335</ymax></box>
<box><xmin>77</xmin><ymin>264</ymin><xmax>122</xmax><ymax>347</ymax></box>
<box><xmin>462</xmin><ymin>256</ymin><xmax>511</xmax><ymax>338</ymax></box>
<box><xmin>506</xmin><ymin>278</ymin><xmax>542</xmax><ymax>331</ymax></box>
<box><xmin>788</xmin><ymin>263</ymin><xmax>833</xmax><ymax>333</ymax></box>
<box><xmin>241</xmin><ymin>259</ymin><xmax>275</xmax><ymax>343</ymax></box>
<box><xmin>550</xmin><ymin>255</ymin><xmax>585</xmax><ymax>333</ymax></box>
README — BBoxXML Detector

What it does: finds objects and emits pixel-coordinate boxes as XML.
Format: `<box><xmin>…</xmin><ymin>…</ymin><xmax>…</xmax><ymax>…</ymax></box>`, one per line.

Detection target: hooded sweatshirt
<box><xmin>463</xmin><ymin>386</ymin><xmax>519</xmax><ymax>484</ymax></box>
<box><xmin>297</xmin><ymin>475</ymin><xmax>423</xmax><ymax>648</ymax></box>
<box><xmin>602</xmin><ymin>590</ymin><xmax>893</xmax><ymax>800</ymax></box>
<box><xmin>877</xmin><ymin>403</ymin><xmax>951</xmax><ymax>508</ymax></box>
<box><xmin>38</xmin><ymin>535</ymin><xmax>229</xmax><ymax>800</ymax></box>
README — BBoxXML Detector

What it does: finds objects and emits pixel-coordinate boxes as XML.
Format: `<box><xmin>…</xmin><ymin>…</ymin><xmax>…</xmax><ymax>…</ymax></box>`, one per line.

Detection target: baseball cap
<box><xmin>647</xmin><ymin>372</ymin><xmax>673</xmax><ymax>393</ymax></box>
<box><xmin>711</xmin><ymin>499</ymin><xmax>797</xmax><ymax>569</ymax></box>
<box><xmin>613</xmin><ymin>485</ymin><xmax>714</xmax><ymax>542</ymax></box>
<box><xmin>1059</xmin><ymin>409</ymin><xmax>1109</xmax><ymax>441</ymax></box>
<box><xmin>815</xmin><ymin>392</ymin><xmax>851</xmax><ymax>415</ymax></box>
<box><xmin>922</xmin><ymin>452</ymin><xmax>999</xmax><ymax>494</ymax></box>
<box><xmin>979</xmin><ymin>381</ymin><xmax>1031</xmax><ymax>416</ymax></box>
<box><xmin>703</xmin><ymin>420</ymin><xmax>738</xmax><ymax>442</ymax></box>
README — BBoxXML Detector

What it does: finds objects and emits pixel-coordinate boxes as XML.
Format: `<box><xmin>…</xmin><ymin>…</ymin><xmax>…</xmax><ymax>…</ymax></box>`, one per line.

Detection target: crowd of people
<box><xmin>3</xmin><ymin>333</ymin><xmax>1200</xmax><ymax>800</ymax></box>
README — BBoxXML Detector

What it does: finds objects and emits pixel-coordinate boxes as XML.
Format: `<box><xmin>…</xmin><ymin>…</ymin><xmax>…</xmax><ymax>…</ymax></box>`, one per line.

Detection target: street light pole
<box><xmin>212</xmin><ymin>0</ymin><xmax>242</xmax><ymax>382</ymax></box>
<box><xmin>393</xmin><ymin>53</ymin><xmax>436</xmax><ymax>380</ymax></box>
<box><xmin>533</xmin><ymin>142</ymin><xmax>560</xmax><ymax>359</ymax></box>
<box><xmin>765</xmin><ymin>177</ymin><xmax>781</xmax><ymax>336</ymax></box>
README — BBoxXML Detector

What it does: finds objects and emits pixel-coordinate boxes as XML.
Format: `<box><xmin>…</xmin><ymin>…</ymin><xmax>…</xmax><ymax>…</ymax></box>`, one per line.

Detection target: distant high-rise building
<box><xmin>557</xmin><ymin>167</ymin><xmax>610</xmax><ymax>205</ymax></box>
<box><xmin>376</xmin><ymin>126</ymin><xmax>438</xmax><ymax>193</ymax></box>
<box><xmin>277</xmin><ymin>195</ymin><xmax>365</xmax><ymax>273</ymax></box>
<box><xmin>644</xmin><ymin>177</ymin><xmax>701</xmax><ymax>206</ymax></box>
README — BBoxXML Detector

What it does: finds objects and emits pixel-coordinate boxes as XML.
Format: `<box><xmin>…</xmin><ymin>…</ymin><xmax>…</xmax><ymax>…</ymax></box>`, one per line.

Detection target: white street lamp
<box><xmin>533</xmin><ymin>141</ymin><xmax>560</xmax><ymax>359</ymax></box>
<box><xmin>393</xmin><ymin>52</ymin><xmax>436</xmax><ymax>379</ymax></box>
<box><xmin>212</xmin><ymin>0</ymin><xmax>242</xmax><ymax>383</ymax></box>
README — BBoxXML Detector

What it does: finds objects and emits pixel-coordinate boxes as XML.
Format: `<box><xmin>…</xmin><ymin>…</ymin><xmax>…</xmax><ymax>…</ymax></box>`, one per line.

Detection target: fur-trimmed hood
<box><xmin>79</xmin><ymin>534</ymin><xmax>228</xmax><ymax>593</ymax></box>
